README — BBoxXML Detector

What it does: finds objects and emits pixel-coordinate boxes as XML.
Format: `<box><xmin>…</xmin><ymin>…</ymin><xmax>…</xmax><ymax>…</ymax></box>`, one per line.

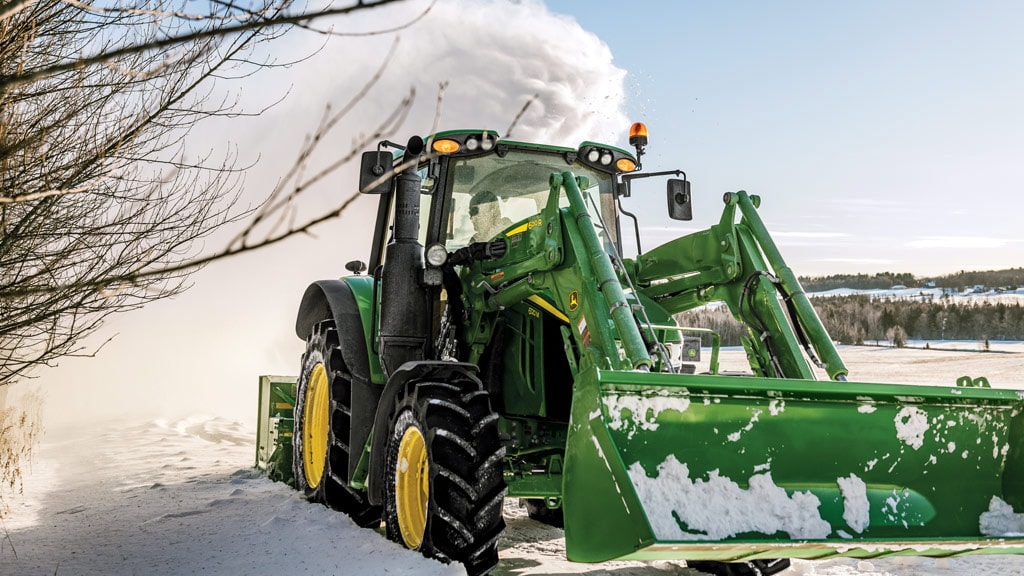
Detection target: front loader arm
<box><xmin>458</xmin><ymin>172</ymin><xmax>653</xmax><ymax>374</ymax></box>
<box><xmin>632</xmin><ymin>191</ymin><xmax>848</xmax><ymax>381</ymax></box>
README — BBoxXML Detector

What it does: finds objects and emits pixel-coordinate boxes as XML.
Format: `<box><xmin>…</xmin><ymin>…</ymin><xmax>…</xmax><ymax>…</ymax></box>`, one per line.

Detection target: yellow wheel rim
<box><xmin>302</xmin><ymin>363</ymin><xmax>329</xmax><ymax>489</ymax></box>
<box><xmin>395</xmin><ymin>425</ymin><xmax>429</xmax><ymax>548</ymax></box>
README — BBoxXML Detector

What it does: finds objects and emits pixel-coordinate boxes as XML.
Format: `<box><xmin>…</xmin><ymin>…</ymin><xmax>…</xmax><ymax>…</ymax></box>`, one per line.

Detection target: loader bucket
<box><xmin>561</xmin><ymin>367</ymin><xmax>1024</xmax><ymax>563</ymax></box>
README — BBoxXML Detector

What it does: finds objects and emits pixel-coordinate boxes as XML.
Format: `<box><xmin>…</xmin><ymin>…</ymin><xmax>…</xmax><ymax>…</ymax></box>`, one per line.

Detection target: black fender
<box><xmin>295</xmin><ymin>279</ymin><xmax>381</xmax><ymax>481</ymax></box>
<box><xmin>366</xmin><ymin>360</ymin><xmax>482</xmax><ymax>506</ymax></box>
<box><xmin>296</xmin><ymin>280</ymin><xmax>373</xmax><ymax>383</ymax></box>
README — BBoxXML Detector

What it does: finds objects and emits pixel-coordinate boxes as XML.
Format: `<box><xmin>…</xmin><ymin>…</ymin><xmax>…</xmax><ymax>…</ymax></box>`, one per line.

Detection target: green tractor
<box><xmin>256</xmin><ymin>125</ymin><xmax>1024</xmax><ymax>576</ymax></box>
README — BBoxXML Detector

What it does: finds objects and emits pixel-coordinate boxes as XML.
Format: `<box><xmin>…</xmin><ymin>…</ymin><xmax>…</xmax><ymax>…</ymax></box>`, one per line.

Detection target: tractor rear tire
<box><xmin>293</xmin><ymin>319</ymin><xmax>382</xmax><ymax>527</ymax></box>
<box><xmin>384</xmin><ymin>377</ymin><xmax>506</xmax><ymax>576</ymax></box>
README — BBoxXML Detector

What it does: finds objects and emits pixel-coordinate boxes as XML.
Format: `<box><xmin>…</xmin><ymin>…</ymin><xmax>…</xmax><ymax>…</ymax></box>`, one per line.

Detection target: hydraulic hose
<box><xmin>733</xmin><ymin>191</ymin><xmax>849</xmax><ymax>380</ymax></box>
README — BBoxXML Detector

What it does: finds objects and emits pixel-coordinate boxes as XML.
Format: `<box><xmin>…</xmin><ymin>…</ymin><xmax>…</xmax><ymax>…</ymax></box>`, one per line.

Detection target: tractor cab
<box><xmin>359</xmin><ymin>130</ymin><xmax>638</xmax><ymax>267</ymax></box>
<box><xmin>435</xmin><ymin>140</ymin><xmax>628</xmax><ymax>254</ymax></box>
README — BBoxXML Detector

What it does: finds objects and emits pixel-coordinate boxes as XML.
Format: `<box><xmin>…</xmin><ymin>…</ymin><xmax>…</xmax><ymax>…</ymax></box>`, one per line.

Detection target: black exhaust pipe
<box><xmin>378</xmin><ymin>136</ymin><xmax>430</xmax><ymax>377</ymax></box>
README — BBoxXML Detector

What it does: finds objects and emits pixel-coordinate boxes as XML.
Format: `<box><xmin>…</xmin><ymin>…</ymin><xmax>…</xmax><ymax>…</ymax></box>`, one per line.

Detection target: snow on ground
<box><xmin>0</xmin><ymin>418</ymin><xmax>463</xmax><ymax>576</ymax></box>
<box><xmin>3</xmin><ymin>346</ymin><xmax>1024</xmax><ymax>575</ymax></box>
<box><xmin>809</xmin><ymin>286</ymin><xmax>1024</xmax><ymax>305</ymax></box>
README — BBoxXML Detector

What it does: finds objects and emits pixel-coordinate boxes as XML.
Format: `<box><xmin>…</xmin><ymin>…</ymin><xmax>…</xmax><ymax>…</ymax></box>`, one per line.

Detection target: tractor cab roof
<box><xmin>399</xmin><ymin>129</ymin><xmax>639</xmax><ymax>177</ymax></box>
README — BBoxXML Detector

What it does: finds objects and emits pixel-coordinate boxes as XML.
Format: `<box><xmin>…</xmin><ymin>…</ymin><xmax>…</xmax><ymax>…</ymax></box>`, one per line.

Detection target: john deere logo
<box><xmin>568</xmin><ymin>291</ymin><xmax>579</xmax><ymax>311</ymax></box>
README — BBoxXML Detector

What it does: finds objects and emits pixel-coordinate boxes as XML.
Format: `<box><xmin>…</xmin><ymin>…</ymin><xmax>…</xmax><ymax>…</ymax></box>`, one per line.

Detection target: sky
<box><xmin>15</xmin><ymin>0</ymin><xmax>1024</xmax><ymax>428</ymax></box>
<box><xmin>548</xmin><ymin>0</ymin><xmax>1024</xmax><ymax>276</ymax></box>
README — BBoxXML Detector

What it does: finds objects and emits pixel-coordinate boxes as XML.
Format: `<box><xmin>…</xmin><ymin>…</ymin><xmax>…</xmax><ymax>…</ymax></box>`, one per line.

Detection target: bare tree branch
<box><xmin>0</xmin><ymin>0</ymin><xmax>36</xmax><ymax>21</ymax></box>
<box><xmin>2</xmin><ymin>87</ymin><xmax>419</xmax><ymax>296</ymax></box>
<box><xmin>0</xmin><ymin>0</ymin><xmax>423</xmax><ymax>385</ymax></box>
<box><xmin>232</xmin><ymin>34</ymin><xmax>403</xmax><ymax>250</ymax></box>
<box><xmin>0</xmin><ymin>0</ymin><xmax>431</xmax><ymax>92</ymax></box>
<box><xmin>505</xmin><ymin>93</ymin><xmax>538</xmax><ymax>138</ymax></box>
<box><xmin>0</xmin><ymin>176</ymin><xmax>111</xmax><ymax>204</ymax></box>
<box><xmin>428</xmin><ymin>80</ymin><xmax>448</xmax><ymax>140</ymax></box>
<box><xmin>285</xmin><ymin>0</ymin><xmax>436</xmax><ymax>37</ymax></box>
<box><xmin>59</xmin><ymin>0</ymin><xmax>275</xmax><ymax>22</ymax></box>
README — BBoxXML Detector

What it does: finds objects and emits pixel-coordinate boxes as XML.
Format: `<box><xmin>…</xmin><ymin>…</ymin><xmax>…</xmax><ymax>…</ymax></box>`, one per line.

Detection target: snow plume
<box><xmin>388</xmin><ymin>0</ymin><xmax>629</xmax><ymax>144</ymax></box>
<box><xmin>253</xmin><ymin>0</ymin><xmax>628</xmax><ymax>223</ymax></box>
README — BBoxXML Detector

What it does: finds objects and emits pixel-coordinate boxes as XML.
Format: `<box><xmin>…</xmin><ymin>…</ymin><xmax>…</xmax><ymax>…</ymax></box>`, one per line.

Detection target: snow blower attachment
<box><xmin>255</xmin><ymin>375</ymin><xmax>296</xmax><ymax>484</ymax></box>
<box><xmin>258</xmin><ymin>127</ymin><xmax>1024</xmax><ymax>575</ymax></box>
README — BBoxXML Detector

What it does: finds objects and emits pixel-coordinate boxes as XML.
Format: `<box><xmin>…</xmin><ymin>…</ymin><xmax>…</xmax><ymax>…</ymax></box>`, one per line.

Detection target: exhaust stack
<box><xmin>378</xmin><ymin>136</ymin><xmax>430</xmax><ymax>377</ymax></box>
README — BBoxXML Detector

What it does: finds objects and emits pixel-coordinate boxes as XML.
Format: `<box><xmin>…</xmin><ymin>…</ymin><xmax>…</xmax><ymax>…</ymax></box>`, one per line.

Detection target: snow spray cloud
<box><xmin>284</xmin><ymin>0</ymin><xmax>630</xmax><ymax>147</ymax></box>
<box><xmin>389</xmin><ymin>0</ymin><xmax>629</xmax><ymax>144</ymax></box>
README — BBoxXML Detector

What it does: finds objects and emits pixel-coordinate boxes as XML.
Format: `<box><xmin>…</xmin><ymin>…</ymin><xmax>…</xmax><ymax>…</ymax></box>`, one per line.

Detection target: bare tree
<box><xmin>0</xmin><ymin>0</ymin><xmax>423</xmax><ymax>387</ymax></box>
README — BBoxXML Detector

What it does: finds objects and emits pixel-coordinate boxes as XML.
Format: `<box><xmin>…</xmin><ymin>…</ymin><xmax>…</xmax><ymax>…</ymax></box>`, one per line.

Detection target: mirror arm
<box><xmin>616</xmin><ymin>194</ymin><xmax>643</xmax><ymax>254</ymax></box>
<box><xmin>614</xmin><ymin>169</ymin><xmax>687</xmax><ymax>251</ymax></box>
<box><xmin>377</xmin><ymin>140</ymin><xmax>406</xmax><ymax>151</ymax></box>
<box><xmin>619</xmin><ymin>169</ymin><xmax>686</xmax><ymax>197</ymax></box>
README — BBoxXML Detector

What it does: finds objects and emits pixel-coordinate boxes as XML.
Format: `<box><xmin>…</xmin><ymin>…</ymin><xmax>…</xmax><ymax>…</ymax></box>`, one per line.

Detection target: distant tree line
<box><xmin>675</xmin><ymin>306</ymin><xmax>750</xmax><ymax>348</ymax></box>
<box><xmin>799</xmin><ymin>268</ymin><xmax>1024</xmax><ymax>292</ymax></box>
<box><xmin>677</xmin><ymin>296</ymin><xmax>1024</xmax><ymax>347</ymax></box>
<box><xmin>798</xmin><ymin>272</ymin><xmax>917</xmax><ymax>292</ymax></box>
<box><xmin>927</xmin><ymin>268</ymin><xmax>1024</xmax><ymax>290</ymax></box>
<box><xmin>811</xmin><ymin>296</ymin><xmax>1024</xmax><ymax>344</ymax></box>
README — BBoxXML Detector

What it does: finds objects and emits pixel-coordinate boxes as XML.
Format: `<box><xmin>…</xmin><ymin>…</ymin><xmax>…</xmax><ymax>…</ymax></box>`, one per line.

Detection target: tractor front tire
<box><xmin>523</xmin><ymin>499</ymin><xmax>564</xmax><ymax>528</ymax></box>
<box><xmin>293</xmin><ymin>319</ymin><xmax>381</xmax><ymax>527</ymax></box>
<box><xmin>384</xmin><ymin>378</ymin><xmax>506</xmax><ymax>576</ymax></box>
<box><xmin>688</xmin><ymin>559</ymin><xmax>792</xmax><ymax>576</ymax></box>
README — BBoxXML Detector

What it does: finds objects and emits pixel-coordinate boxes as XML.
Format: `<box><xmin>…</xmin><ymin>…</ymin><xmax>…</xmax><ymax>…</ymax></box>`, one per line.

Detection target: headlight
<box><xmin>576</xmin><ymin>141</ymin><xmax>638</xmax><ymax>174</ymax></box>
<box><xmin>425</xmin><ymin>243</ymin><xmax>448</xmax><ymax>266</ymax></box>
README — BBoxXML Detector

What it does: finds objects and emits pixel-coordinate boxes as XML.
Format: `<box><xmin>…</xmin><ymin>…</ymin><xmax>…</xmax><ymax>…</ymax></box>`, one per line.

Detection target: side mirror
<box><xmin>359</xmin><ymin>150</ymin><xmax>393</xmax><ymax>194</ymax></box>
<box><xmin>667</xmin><ymin>178</ymin><xmax>692</xmax><ymax>221</ymax></box>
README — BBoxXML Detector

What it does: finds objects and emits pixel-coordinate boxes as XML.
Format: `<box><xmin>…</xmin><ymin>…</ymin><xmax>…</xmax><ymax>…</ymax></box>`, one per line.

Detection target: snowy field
<box><xmin>809</xmin><ymin>286</ymin><xmax>1024</xmax><ymax>305</ymax></box>
<box><xmin>3</xmin><ymin>345</ymin><xmax>1024</xmax><ymax>576</ymax></box>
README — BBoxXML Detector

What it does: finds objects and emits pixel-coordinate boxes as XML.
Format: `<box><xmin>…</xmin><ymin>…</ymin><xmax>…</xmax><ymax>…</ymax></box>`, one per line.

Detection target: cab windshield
<box><xmin>444</xmin><ymin>148</ymin><xmax>619</xmax><ymax>251</ymax></box>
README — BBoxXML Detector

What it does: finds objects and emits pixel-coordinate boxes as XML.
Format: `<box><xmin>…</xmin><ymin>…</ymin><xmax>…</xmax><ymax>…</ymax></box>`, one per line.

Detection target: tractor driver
<box><xmin>469</xmin><ymin>190</ymin><xmax>512</xmax><ymax>242</ymax></box>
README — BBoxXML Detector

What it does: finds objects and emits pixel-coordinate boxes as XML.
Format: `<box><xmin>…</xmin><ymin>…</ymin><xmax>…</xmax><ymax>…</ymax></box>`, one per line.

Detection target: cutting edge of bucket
<box><xmin>619</xmin><ymin>537</ymin><xmax>1024</xmax><ymax>562</ymax></box>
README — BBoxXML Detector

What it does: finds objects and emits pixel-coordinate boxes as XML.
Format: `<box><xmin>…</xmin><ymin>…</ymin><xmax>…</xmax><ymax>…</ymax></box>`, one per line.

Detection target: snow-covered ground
<box><xmin>3</xmin><ymin>346</ymin><xmax>1024</xmax><ymax>576</ymax></box>
<box><xmin>809</xmin><ymin>286</ymin><xmax>1024</xmax><ymax>304</ymax></box>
